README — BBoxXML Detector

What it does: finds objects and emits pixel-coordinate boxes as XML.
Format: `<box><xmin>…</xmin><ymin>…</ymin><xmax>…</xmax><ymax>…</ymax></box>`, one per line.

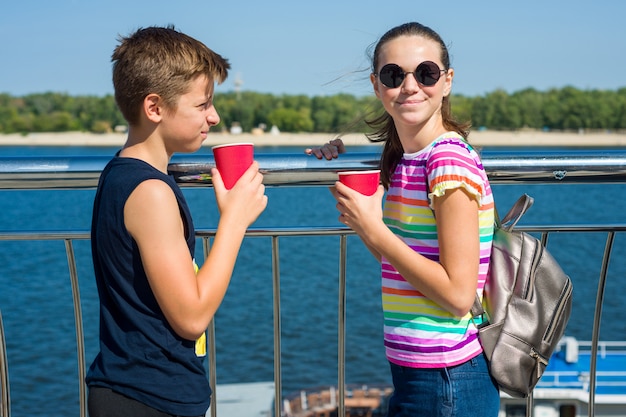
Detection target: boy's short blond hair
<box><xmin>112</xmin><ymin>25</ymin><xmax>230</xmax><ymax>125</ymax></box>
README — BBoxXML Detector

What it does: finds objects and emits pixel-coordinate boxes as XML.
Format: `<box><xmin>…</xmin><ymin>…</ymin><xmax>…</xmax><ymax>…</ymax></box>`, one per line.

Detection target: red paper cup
<box><xmin>211</xmin><ymin>142</ymin><xmax>254</xmax><ymax>190</ymax></box>
<box><xmin>338</xmin><ymin>170</ymin><xmax>381</xmax><ymax>196</ymax></box>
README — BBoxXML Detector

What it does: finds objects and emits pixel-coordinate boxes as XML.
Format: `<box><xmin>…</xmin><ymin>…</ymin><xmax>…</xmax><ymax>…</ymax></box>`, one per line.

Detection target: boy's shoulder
<box><xmin>100</xmin><ymin>156</ymin><xmax>170</xmax><ymax>191</ymax></box>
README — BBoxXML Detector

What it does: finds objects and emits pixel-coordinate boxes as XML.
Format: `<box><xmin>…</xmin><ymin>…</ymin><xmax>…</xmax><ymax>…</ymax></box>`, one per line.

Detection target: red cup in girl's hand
<box><xmin>211</xmin><ymin>143</ymin><xmax>254</xmax><ymax>190</ymax></box>
<box><xmin>338</xmin><ymin>170</ymin><xmax>381</xmax><ymax>196</ymax></box>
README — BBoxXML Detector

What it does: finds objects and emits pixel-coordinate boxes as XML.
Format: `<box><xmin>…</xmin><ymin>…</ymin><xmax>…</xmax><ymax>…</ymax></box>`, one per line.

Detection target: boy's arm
<box><xmin>125</xmin><ymin>164</ymin><xmax>266</xmax><ymax>340</ymax></box>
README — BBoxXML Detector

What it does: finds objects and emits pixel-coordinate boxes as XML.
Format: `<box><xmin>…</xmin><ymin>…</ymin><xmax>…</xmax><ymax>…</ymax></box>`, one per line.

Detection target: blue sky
<box><xmin>2</xmin><ymin>0</ymin><xmax>625</xmax><ymax>98</ymax></box>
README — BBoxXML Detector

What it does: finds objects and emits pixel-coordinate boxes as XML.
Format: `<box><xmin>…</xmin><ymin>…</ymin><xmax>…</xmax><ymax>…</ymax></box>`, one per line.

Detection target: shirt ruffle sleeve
<box><xmin>426</xmin><ymin>136</ymin><xmax>486</xmax><ymax>209</ymax></box>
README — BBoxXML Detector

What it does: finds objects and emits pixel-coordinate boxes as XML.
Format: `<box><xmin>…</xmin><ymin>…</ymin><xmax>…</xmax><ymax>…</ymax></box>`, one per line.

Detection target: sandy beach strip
<box><xmin>1</xmin><ymin>130</ymin><xmax>626</xmax><ymax>148</ymax></box>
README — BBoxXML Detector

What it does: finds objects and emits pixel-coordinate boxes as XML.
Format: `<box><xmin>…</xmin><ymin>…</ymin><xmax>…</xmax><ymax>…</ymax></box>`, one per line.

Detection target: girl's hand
<box><xmin>330</xmin><ymin>181</ymin><xmax>385</xmax><ymax>237</ymax></box>
<box><xmin>305</xmin><ymin>138</ymin><xmax>346</xmax><ymax>160</ymax></box>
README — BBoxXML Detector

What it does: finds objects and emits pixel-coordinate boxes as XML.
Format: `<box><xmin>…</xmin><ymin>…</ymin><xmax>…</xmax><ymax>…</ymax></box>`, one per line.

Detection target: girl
<box><xmin>318</xmin><ymin>22</ymin><xmax>499</xmax><ymax>416</ymax></box>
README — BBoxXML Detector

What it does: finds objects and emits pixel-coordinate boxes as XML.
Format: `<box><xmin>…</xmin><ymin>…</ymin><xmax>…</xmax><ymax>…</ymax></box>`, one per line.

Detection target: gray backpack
<box><xmin>471</xmin><ymin>194</ymin><xmax>573</xmax><ymax>398</ymax></box>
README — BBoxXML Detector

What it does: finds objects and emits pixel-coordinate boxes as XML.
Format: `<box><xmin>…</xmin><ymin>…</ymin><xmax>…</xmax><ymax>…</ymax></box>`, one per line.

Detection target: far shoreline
<box><xmin>1</xmin><ymin>130</ymin><xmax>626</xmax><ymax>148</ymax></box>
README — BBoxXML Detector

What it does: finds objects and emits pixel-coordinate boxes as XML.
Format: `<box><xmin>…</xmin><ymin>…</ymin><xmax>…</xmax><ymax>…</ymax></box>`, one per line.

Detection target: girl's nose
<box><xmin>401</xmin><ymin>72</ymin><xmax>420</xmax><ymax>94</ymax></box>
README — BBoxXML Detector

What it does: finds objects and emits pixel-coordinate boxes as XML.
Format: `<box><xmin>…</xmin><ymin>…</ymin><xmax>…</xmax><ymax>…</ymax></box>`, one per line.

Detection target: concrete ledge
<box><xmin>1</xmin><ymin>131</ymin><xmax>625</xmax><ymax>148</ymax></box>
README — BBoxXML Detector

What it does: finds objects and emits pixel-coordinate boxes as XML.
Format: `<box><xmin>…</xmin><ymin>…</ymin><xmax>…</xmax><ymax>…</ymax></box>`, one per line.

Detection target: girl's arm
<box><xmin>333</xmin><ymin>182</ymin><xmax>479</xmax><ymax>317</ymax></box>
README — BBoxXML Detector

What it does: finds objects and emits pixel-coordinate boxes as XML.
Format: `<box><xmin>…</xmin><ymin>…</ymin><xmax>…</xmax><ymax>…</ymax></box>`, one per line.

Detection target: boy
<box><xmin>86</xmin><ymin>26</ymin><xmax>267</xmax><ymax>417</ymax></box>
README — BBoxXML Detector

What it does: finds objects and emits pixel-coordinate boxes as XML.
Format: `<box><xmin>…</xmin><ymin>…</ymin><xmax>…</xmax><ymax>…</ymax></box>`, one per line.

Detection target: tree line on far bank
<box><xmin>0</xmin><ymin>86</ymin><xmax>625</xmax><ymax>136</ymax></box>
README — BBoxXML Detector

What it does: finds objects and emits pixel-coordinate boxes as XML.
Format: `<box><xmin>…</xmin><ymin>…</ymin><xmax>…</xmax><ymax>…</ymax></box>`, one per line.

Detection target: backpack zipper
<box><xmin>523</xmin><ymin>237</ymin><xmax>542</xmax><ymax>300</ymax></box>
<box><xmin>544</xmin><ymin>277</ymin><xmax>573</xmax><ymax>342</ymax></box>
<box><xmin>530</xmin><ymin>348</ymin><xmax>549</xmax><ymax>379</ymax></box>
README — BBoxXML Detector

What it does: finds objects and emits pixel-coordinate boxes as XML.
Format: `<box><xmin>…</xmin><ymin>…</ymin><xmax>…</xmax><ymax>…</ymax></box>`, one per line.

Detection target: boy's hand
<box><xmin>212</xmin><ymin>162</ymin><xmax>267</xmax><ymax>229</ymax></box>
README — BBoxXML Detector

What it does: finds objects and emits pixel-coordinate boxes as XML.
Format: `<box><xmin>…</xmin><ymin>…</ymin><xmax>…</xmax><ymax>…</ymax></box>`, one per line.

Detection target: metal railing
<box><xmin>1</xmin><ymin>149</ymin><xmax>626</xmax><ymax>417</ymax></box>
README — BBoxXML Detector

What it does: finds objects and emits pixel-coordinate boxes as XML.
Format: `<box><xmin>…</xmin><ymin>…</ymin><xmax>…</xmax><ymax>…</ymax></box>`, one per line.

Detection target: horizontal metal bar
<box><xmin>0</xmin><ymin>231</ymin><xmax>91</xmax><ymax>241</ymax></box>
<box><xmin>3</xmin><ymin>224</ymin><xmax>626</xmax><ymax>240</ymax></box>
<box><xmin>1</xmin><ymin>149</ymin><xmax>626</xmax><ymax>190</ymax></box>
<box><xmin>1</xmin><ymin>223</ymin><xmax>624</xmax><ymax>417</ymax></box>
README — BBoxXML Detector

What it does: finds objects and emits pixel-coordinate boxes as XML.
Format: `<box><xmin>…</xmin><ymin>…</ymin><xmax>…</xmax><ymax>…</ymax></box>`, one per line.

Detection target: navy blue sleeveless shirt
<box><xmin>86</xmin><ymin>156</ymin><xmax>211</xmax><ymax>416</ymax></box>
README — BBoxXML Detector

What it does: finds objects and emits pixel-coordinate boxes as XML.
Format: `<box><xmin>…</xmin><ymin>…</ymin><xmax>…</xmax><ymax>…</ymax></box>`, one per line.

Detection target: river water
<box><xmin>1</xmin><ymin>145</ymin><xmax>625</xmax><ymax>416</ymax></box>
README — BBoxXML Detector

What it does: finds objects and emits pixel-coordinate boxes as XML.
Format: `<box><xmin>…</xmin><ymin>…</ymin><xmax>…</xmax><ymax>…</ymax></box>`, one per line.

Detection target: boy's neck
<box><xmin>119</xmin><ymin>127</ymin><xmax>171</xmax><ymax>173</ymax></box>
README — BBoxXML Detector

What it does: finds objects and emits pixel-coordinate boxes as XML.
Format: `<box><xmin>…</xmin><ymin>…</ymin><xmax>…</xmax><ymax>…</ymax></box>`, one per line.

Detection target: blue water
<box><xmin>1</xmin><ymin>145</ymin><xmax>626</xmax><ymax>416</ymax></box>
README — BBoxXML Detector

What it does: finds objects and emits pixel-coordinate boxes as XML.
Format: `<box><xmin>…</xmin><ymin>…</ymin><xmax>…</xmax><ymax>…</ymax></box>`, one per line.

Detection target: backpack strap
<box><xmin>499</xmin><ymin>194</ymin><xmax>534</xmax><ymax>231</ymax></box>
<box><xmin>470</xmin><ymin>294</ymin><xmax>485</xmax><ymax>317</ymax></box>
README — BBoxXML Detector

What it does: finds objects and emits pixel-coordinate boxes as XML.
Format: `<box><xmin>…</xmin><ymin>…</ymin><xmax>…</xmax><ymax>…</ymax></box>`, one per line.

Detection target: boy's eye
<box><xmin>199</xmin><ymin>99</ymin><xmax>213</xmax><ymax>109</ymax></box>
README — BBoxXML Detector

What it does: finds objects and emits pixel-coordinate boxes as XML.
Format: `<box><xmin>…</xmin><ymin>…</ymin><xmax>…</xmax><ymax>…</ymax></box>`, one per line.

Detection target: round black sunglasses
<box><xmin>376</xmin><ymin>61</ymin><xmax>446</xmax><ymax>88</ymax></box>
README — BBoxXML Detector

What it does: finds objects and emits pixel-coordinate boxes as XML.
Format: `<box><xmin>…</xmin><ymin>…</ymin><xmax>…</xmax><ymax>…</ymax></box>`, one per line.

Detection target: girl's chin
<box><xmin>393</xmin><ymin>114</ymin><xmax>428</xmax><ymax>126</ymax></box>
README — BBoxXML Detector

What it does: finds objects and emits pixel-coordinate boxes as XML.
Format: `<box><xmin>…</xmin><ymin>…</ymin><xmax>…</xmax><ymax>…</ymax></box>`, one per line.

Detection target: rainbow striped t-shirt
<box><xmin>381</xmin><ymin>132</ymin><xmax>494</xmax><ymax>368</ymax></box>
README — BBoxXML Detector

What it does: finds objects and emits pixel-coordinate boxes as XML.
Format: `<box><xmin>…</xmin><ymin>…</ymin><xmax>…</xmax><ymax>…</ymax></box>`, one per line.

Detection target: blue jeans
<box><xmin>387</xmin><ymin>353</ymin><xmax>499</xmax><ymax>417</ymax></box>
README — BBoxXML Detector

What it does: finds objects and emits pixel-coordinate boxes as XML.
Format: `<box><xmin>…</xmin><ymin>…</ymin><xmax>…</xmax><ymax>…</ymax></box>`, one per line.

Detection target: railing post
<box><xmin>0</xmin><ymin>308</ymin><xmax>9</xmax><ymax>417</ymax></box>
<box><xmin>588</xmin><ymin>231</ymin><xmax>615</xmax><ymax>417</ymax></box>
<box><xmin>202</xmin><ymin>237</ymin><xmax>219</xmax><ymax>417</ymax></box>
<box><xmin>271</xmin><ymin>236</ymin><xmax>283</xmax><ymax>417</ymax></box>
<box><xmin>64</xmin><ymin>239</ymin><xmax>86</xmax><ymax>417</ymax></box>
<box><xmin>523</xmin><ymin>232</ymin><xmax>554</xmax><ymax>417</ymax></box>
<box><xmin>337</xmin><ymin>234</ymin><xmax>348</xmax><ymax>417</ymax></box>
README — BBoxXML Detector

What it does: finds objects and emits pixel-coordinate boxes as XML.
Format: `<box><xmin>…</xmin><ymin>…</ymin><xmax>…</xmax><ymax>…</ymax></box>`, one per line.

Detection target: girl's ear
<box><xmin>370</xmin><ymin>73</ymin><xmax>381</xmax><ymax>99</ymax></box>
<box><xmin>144</xmin><ymin>94</ymin><xmax>163</xmax><ymax>123</ymax></box>
<box><xmin>443</xmin><ymin>68</ymin><xmax>454</xmax><ymax>98</ymax></box>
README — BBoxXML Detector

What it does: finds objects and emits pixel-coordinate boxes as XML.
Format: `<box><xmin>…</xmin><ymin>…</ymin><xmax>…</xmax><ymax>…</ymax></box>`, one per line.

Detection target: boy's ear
<box><xmin>144</xmin><ymin>94</ymin><xmax>163</xmax><ymax>123</ymax></box>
